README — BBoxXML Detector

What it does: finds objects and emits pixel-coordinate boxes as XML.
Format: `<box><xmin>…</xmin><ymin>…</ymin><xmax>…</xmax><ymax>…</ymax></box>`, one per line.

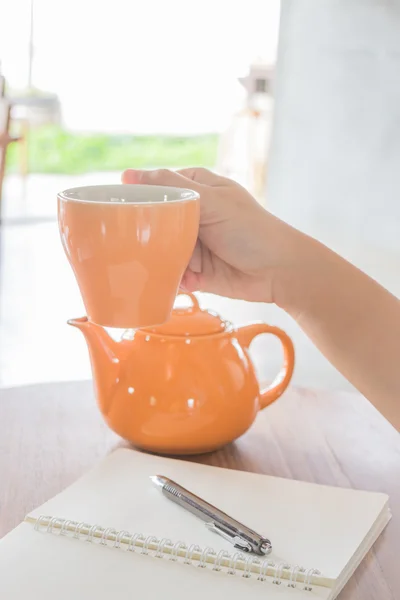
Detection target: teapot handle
<box><xmin>236</xmin><ymin>323</ymin><xmax>295</xmax><ymax>410</ymax></box>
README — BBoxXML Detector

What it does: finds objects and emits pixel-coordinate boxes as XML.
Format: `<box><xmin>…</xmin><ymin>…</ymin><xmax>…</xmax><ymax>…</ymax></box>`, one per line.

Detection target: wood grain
<box><xmin>0</xmin><ymin>380</ymin><xmax>399</xmax><ymax>599</ymax></box>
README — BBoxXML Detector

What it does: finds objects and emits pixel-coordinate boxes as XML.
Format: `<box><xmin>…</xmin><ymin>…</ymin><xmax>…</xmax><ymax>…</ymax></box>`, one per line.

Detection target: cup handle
<box><xmin>236</xmin><ymin>323</ymin><xmax>295</xmax><ymax>410</ymax></box>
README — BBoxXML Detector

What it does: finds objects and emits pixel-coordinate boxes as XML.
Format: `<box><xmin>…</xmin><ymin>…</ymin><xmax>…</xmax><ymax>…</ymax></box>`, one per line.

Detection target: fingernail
<box><xmin>181</xmin><ymin>271</ymin><xmax>200</xmax><ymax>292</ymax></box>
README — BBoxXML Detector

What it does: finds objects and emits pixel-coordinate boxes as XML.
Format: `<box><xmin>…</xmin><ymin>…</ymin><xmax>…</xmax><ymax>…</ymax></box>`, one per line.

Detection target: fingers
<box><xmin>188</xmin><ymin>239</ymin><xmax>202</xmax><ymax>274</ymax></box>
<box><xmin>122</xmin><ymin>168</ymin><xmax>202</xmax><ymax>191</ymax></box>
<box><xmin>121</xmin><ymin>167</ymin><xmax>226</xmax><ymax>226</ymax></box>
<box><xmin>122</xmin><ymin>167</ymin><xmax>230</xmax><ymax>188</ymax></box>
<box><xmin>180</xmin><ymin>269</ymin><xmax>201</xmax><ymax>293</ymax></box>
<box><xmin>176</xmin><ymin>167</ymin><xmax>225</xmax><ymax>186</ymax></box>
<box><xmin>178</xmin><ymin>168</ymin><xmax>234</xmax><ymax>188</ymax></box>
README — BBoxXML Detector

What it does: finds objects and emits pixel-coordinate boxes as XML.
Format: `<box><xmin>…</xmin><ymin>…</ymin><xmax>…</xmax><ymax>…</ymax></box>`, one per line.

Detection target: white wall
<box><xmin>267</xmin><ymin>0</ymin><xmax>400</xmax><ymax>297</ymax></box>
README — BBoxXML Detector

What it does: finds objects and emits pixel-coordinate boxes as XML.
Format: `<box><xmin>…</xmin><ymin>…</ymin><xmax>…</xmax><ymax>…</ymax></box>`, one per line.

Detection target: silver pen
<box><xmin>150</xmin><ymin>475</ymin><xmax>272</xmax><ymax>556</ymax></box>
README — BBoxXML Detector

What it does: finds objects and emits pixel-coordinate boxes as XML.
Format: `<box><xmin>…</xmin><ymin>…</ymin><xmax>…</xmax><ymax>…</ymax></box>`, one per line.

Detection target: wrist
<box><xmin>268</xmin><ymin>219</ymin><xmax>337</xmax><ymax>317</ymax></box>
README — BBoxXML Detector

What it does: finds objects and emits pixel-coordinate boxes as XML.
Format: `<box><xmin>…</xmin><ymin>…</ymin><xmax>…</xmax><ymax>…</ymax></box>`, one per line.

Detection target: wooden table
<box><xmin>0</xmin><ymin>381</ymin><xmax>399</xmax><ymax>598</ymax></box>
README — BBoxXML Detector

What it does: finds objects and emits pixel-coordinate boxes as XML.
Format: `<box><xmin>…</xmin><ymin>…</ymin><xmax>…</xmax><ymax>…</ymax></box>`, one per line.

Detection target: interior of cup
<box><xmin>58</xmin><ymin>184</ymin><xmax>199</xmax><ymax>204</ymax></box>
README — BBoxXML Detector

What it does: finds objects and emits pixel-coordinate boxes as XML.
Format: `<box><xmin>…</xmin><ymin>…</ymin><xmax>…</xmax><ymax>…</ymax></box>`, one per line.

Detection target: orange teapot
<box><xmin>69</xmin><ymin>293</ymin><xmax>295</xmax><ymax>455</ymax></box>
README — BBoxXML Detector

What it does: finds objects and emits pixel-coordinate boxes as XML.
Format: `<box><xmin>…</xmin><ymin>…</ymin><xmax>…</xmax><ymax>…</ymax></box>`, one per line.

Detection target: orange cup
<box><xmin>58</xmin><ymin>184</ymin><xmax>200</xmax><ymax>328</ymax></box>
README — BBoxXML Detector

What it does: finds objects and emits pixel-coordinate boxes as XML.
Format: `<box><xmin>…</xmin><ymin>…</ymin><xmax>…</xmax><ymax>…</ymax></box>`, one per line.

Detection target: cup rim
<box><xmin>57</xmin><ymin>184</ymin><xmax>200</xmax><ymax>205</ymax></box>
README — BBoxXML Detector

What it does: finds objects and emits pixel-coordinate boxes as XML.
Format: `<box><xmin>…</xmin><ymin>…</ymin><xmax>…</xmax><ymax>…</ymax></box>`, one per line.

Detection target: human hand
<box><xmin>125</xmin><ymin>168</ymin><xmax>400</xmax><ymax>430</ymax></box>
<box><xmin>122</xmin><ymin>168</ymin><xmax>282</xmax><ymax>301</ymax></box>
<box><xmin>122</xmin><ymin>167</ymin><xmax>299</xmax><ymax>303</ymax></box>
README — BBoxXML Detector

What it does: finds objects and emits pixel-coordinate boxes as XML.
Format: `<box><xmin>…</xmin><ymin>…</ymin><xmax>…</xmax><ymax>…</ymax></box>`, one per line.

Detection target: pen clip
<box><xmin>205</xmin><ymin>522</ymin><xmax>252</xmax><ymax>553</ymax></box>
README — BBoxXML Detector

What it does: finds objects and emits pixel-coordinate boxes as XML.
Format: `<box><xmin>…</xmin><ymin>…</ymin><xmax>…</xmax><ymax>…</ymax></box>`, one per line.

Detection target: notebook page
<box><xmin>0</xmin><ymin>522</ymin><xmax>327</xmax><ymax>600</ymax></box>
<box><xmin>27</xmin><ymin>448</ymin><xmax>389</xmax><ymax>582</ymax></box>
<box><xmin>331</xmin><ymin>509</ymin><xmax>391</xmax><ymax>599</ymax></box>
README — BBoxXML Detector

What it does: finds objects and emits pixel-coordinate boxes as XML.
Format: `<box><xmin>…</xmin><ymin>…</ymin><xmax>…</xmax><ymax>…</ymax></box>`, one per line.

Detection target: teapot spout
<box><xmin>68</xmin><ymin>317</ymin><xmax>120</xmax><ymax>416</ymax></box>
<box><xmin>68</xmin><ymin>316</ymin><xmax>95</xmax><ymax>331</ymax></box>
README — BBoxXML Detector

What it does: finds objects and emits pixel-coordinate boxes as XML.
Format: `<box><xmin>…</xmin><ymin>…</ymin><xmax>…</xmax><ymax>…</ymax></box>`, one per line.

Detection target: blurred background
<box><xmin>1</xmin><ymin>0</ymin><xmax>278</xmax><ymax>198</ymax></box>
<box><xmin>1</xmin><ymin>0</ymin><xmax>400</xmax><ymax>395</ymax></box>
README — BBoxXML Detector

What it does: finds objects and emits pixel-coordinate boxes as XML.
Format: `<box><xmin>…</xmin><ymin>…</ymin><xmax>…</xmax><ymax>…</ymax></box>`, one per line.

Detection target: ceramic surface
<box><xmin>58</xmin><ymin>184</ymin><xmax>200</xmax><ymax>329</ymax></box>
<box><xmin>69</xmin><ymin>293</ymin><xmax>295</xmax><ymax>454</ymax></box>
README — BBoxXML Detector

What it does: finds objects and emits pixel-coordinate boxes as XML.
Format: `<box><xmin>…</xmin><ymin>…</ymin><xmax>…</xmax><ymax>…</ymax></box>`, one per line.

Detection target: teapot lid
<box><xmin>144</xmin><ymin>292</ymin><xmax>228</xmax><ymax>336</ymax></box>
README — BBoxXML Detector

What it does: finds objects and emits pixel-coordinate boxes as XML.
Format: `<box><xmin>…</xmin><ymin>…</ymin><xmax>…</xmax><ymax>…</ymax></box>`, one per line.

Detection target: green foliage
<box><xmin>6</xmin><ymin>125</ymin><xmax>218</xmax><ymax>174</ymax></box>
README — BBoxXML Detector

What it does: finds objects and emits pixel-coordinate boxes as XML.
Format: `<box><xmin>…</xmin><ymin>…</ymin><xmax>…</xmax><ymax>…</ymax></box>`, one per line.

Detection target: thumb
<box><xmin>122</xmin><ymin>168</ymin><xmax>202</xmax><ymax>192</ymax></box>
<box><xmin>122</xmin><ymin>168</ymin><xmax>217</xmax><ymax>226</ymax></box>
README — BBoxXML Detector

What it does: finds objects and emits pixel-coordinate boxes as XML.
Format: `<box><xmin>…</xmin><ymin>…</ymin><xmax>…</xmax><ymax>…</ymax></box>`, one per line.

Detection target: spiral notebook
<box><xmin>0</xmin><ymin>448</ymin><xmax>390</xmax><ymax>599</ymax></box>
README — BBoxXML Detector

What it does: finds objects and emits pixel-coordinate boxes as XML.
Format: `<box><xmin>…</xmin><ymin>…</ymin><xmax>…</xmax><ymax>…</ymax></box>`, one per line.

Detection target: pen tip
<box><xmin>260</xmin><ymin>540</ymin><xmax>272</xmax><ymax>555</ymax></box>
<box><xmin>149</xmin><ymin>475</ymin><xmax>166</xmax><ymax>489</ymax></box>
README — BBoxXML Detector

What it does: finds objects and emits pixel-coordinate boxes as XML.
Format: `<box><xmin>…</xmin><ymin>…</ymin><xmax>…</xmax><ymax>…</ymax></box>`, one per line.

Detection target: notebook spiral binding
<box><xmin>33</xmin><ymin>515</ymin><xmax>321</xmax><ymax>591</ymax></box>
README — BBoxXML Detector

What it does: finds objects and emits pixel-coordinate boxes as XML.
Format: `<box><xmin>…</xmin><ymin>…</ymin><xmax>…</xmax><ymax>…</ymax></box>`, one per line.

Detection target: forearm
<box><xmin>275</xmin><ymin>230</ymin><xmax>400</xmax><ymax>430</ymax></box>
